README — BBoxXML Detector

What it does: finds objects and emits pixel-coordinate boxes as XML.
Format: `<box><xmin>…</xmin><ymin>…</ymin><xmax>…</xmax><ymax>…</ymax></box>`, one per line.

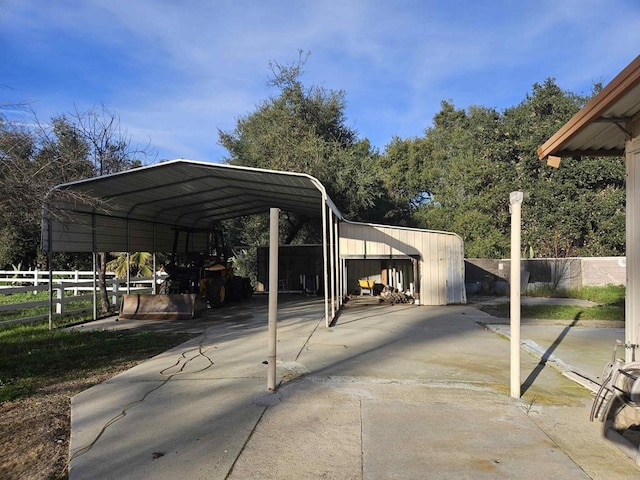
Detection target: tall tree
<box><xmin>1</xmin><ymin>105</ymin><xmax>150</xmax><ymax>313</ymax></box>
<box><xmin>219</xmin><ymin>53</ymin><xmax>381</xmax><ymax>247</ymax></box>
<box><xmin>375</xmin><ymin>135</ymin><xmax>433</xmax><ymax>226</ymax></box>
<box><xmin>379</xmin><ymin>101</ymin><xmax>514</xmax><ymax>257</ymax></box>
<box><xmin>0</xmin><ymin>115</ymin><xmax>95</xmax><ymax>267</ymax></box>
<box><xmin>502</xmin><ymin>79</ymin><xmax>624</xmax><ymax>257</ymax></box>
<box><xmin>377</xmin><ymin>79</ymin><xmax>624</xmax><ymax>259</ymax></box>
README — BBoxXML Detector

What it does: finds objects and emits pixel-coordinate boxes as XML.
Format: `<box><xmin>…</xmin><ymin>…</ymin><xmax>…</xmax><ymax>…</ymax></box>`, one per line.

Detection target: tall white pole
<box><xmin>335</xmin><ymin>220</ymin><xmax>341</xmax><ymax>307</ymax></box>
<box><xmin>329</xmin><ymin>209</ymin><xmax>335</xmax><ymax>319</ymax></box>
<box><xmin>510</xmin><ymin>191</ymin><xmax>524</xmax><ymax>399</ymax></box>
<box><xmin>267</xmin><ymin>208</ymin><xmax>279</xmax><ymax>391</ymax></box>
<box><xmin>322</xmin><ymin>203</ymin><xmax>329</xmax><ymax>327</ymax></box>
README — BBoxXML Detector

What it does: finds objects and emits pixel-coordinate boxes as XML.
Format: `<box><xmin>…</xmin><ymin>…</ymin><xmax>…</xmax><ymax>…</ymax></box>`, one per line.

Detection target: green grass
<box><xmin>481</xmin><ymin>303</ymin><xmax>624</xmax><ymax>321</ymax></box>
<box><xmin>564</xmin><ymin>284</ymin><xmax>625</xmax><ymax>306</ymax></box>
<box><xmin>0</xmin><ymin>290</ymin><xmax>125</xmax><ymax>323</ymax></box>
<box><xmin>527</xmin><ymin>283</ymin><xmax>625</xmax><ymax>306</ymax></box>
<box><xmin>479</xmin><ymin>284</ymin><xmax>625</xmax><ymax>321</ymax></box>
<box><xmin>0</xmin><ymin>322</ymin><xmax>194</xmax><ymax>402</ymax></box>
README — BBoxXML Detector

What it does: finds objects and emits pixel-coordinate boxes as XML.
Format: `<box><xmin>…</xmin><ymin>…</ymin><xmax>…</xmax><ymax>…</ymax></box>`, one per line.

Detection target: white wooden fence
<box><xmin>0</xmin><ymin>270</ymin><xmax>168</xmax><ymax>326</ymax></box>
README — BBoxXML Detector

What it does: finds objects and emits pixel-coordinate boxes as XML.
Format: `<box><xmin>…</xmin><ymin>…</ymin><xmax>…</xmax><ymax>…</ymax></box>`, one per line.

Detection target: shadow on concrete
<box><xmin>521</xmin><ymin>314</ymin><xmax>581</xmax><ymax>395</ymax></box>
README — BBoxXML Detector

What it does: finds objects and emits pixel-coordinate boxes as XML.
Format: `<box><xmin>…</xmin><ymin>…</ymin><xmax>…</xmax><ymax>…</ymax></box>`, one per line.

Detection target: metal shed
<box><xmin>339</xmin><ymin>220</ymin><xmax>466</xmax><ymax>305</ymax></box>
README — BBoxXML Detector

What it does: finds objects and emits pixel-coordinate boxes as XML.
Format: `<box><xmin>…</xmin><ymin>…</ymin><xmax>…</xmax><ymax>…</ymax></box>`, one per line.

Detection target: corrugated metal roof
<box><xmin>41</xmin><ymin>159</ymin><xmax>468</xmax><ymax>307</ymax></box>
<box><xmin>538</xmin><ymin>55</ymin><xmax>640</xmax><ymax>160</ymax></box>
<box><xmin>42</xmin><ymin>159</ymin><xmax>341</xmax><ymax>253</ymax></box>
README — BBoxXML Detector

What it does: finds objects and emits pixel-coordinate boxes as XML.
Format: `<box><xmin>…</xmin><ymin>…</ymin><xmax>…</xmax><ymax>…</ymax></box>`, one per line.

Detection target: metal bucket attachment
<box><xmin>119</xmin><ymin>294</ymin><xmax>206</xmax><ymax>320</ymax></box>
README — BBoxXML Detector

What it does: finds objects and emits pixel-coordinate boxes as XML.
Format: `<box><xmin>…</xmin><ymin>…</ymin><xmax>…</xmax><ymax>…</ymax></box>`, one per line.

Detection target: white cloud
<box><xmin>3</xmin><ymin>0</ymin><xmax>640</xmax><ymax>161</ymax></box>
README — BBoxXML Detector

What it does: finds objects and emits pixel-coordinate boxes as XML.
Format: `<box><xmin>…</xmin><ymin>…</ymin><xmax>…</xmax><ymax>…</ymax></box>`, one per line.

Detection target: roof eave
<box><xmin>537</xmin><ymin>55</ymin><xmax>640</xmax><ymax>160</ymax></box>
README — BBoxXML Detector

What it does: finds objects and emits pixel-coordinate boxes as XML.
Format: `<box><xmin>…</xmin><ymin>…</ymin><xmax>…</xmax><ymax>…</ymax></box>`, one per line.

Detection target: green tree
<box><xmin>383</xmin><ymin>101</ymin><xmax>514</xmax><ymax>257</ymax></box>
<box><xmin>378</xmin><ymin>79</ymin><xmax>624</xmax><ymax>259</ymax></box>
<box><xmin>0</xmin><ymin>115</ymin><xmax>96</xmax><ymax>268</ymax></box>
<box><xmin>374</xmin><ymin>135</ymin><xmax>433</xmax><ymax>225</ymax></box>
<box><xmin>107</xmin><ymin>252</ymin><xmax>154</xmax><ymax>278</ymax></box>
<box><xmin>219</xmin><ymin>53</ymin><xmax>381</xmax><ymax>247</ymax></box>
<box><xmin>502</xmin><ymin>79</ymin><xmax>624</xmax><ymax>257</ymax></box>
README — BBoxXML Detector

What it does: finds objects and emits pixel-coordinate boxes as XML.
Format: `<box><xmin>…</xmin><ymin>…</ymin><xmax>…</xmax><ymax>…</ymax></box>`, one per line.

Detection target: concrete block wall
<box><xmin>465</xmin><ymin>257</ymin><xmax>626</xmax><ymax>294</ymax></box>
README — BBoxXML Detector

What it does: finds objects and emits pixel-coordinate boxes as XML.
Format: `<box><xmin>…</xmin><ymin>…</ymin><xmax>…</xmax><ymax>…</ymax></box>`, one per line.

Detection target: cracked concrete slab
<box><xmin>69</xmin><ymin>297</ymin><xmax>639</xmax><ymax>479</ymax></box>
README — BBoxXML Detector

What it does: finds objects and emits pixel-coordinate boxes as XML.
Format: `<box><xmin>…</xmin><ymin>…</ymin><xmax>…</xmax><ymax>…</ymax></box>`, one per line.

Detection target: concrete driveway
<box><xmin>68</xmin><ymin>296</ymin><xmax>637</xmax><ymax>479</ymax></box>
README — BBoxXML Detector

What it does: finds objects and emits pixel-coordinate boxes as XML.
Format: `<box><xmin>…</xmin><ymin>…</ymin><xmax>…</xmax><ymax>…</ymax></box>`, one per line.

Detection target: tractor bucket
<box><xmin>119</xmin><ymin>293</ymin><xmax>206</xmax><ymax>320</ymax></box>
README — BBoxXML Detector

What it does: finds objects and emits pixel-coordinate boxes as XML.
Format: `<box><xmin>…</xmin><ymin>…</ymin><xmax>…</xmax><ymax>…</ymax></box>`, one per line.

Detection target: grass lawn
<box><xmin>0</xmin><ymin>290</ymin><xmax>123</xmax><ymax>324</ymax></box>
<box><xmin>477</xmin><ymin>303</ymin><xmax>624</xmax><ymax>321</ymax></box>
<box><xmin>475</xmin><ymin>284</ymin><xmax>625</xmax><ymax>321</ymax></box>
<box><xmin>0</xmin><ymin>321</ymin><xmax>195</xmax><ymax>480</ymax></box>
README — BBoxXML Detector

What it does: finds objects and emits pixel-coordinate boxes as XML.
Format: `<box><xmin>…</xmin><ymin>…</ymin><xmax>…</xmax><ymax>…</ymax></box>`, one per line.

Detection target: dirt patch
<box><xmin>0</xmin><ymin>367</ymin><xmax>137</xmax><ymax>480</ymax></box>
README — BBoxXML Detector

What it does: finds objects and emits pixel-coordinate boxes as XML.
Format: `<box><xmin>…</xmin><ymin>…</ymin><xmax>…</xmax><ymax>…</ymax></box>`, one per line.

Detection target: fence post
<box><xmin>33</xmin><ymin>268</ymin><xmax>39</xmax><ymax>294</ymax></box>
<box><xmin>111</xmin><ymin>278</ymin><xmax>119</xmax><ymax>307</ymax></box>
<box><xmin>74</xmin><ymin>270</ymin><xmax>79</xmax><ymax>295</ymax></box>
<box><xmin>55</xmin><ymin>285</ymin><xmax>64</xmax><ymax>316</ymax></box>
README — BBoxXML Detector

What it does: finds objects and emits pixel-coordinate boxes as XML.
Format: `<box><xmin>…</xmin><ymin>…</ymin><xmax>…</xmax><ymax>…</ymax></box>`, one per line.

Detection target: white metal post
<box><xmin>335</xmin><ymin>220</ymin><xmax>341</xmax><ymax>308</ymax></box>
<box><xmin>329</xmin><ymin>209</ymin><xmax>335</xmax><ymax>319</ymax></box>
<box><xmin>267</xmin><ymin>208</ymin><xmax>279</xmax><ymax>391</ymax></box>
<box><xmin>322</xmin><ymin>203</ymin><xmax>329</xmax><ymax>327</ymax></box>
<box><xmin>510</xmin><ymin>191</ymin><xmax>524</xmax><ymax>399</ymax></box>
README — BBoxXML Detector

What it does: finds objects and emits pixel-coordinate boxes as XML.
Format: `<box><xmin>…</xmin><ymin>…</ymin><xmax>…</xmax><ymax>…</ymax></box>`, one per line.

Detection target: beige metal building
<box><xmin>340</xmin><ymin>220</ymin><xmax>466</xmax><ymax>305</ymax></box>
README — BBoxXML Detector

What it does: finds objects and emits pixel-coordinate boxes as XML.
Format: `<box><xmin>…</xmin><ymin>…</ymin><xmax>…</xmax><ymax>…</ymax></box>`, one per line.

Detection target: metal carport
<box><xmin>41</xmin><ymin>159</ymin><xmax>345</xmax><ymax>329</ymax></box>
<box><xmin>42</xmin><ymin>158</ymin><xmax>468</xmax><ymax>389</ymax></box>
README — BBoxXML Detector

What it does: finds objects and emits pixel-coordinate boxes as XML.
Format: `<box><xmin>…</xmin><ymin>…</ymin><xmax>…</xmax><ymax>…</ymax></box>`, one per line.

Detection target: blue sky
<box><xmin>2</xmin><ymin>0</ymin><xmax>639</xmax><ymax>163</ymax></box>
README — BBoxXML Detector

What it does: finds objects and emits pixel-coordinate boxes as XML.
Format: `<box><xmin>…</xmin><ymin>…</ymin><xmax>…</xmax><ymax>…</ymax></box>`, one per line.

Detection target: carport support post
<box><xmin>267</xmin><ymin>208</ymin><xmax>280</xmax><ymax>391</ymax></box>
<box><xmin>509</xmin><ymin>192</ymin><xmax>524</xmax><ymax>399</ymax></box>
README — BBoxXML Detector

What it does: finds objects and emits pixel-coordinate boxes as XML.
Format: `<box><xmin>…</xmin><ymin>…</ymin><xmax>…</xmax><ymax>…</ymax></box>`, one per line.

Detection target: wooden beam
<box><xmin>537</xmin><ymin>55</ymin><xmax>640</xmax><ymax>160</ymax></box>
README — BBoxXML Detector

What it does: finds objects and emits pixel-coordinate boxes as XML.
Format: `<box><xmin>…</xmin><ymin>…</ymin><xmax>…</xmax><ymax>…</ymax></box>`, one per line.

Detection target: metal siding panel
<box><xmin>420</xmin><ymin>232</ymin><xmax>432</xmax><ymax>305</ymax></box>
<box><xmin>626</xmin><ymin>137</ymin><xmax>640</xmax><ymax>361</ymax></box>
<box><xmin>392</xmin><ymin>227</ymin><xmax>402</xmax><ymax>256</ymax></box>
<box><xmin>369</xmin><ymin>227</ymin><xmax>381</xmax><ymax>256</ymax></box>
<box><xmin>94</xmin><ymin>217</ymin><xmax>128</xmax><ymax>251</ymax></box>
<box><xmin>339</xmin><ymin>221</ymin><xmax>466</xmax><ymax>305</ymax></box>
<box><xmin>128</xmin><ymin>221</ymin><xmax>153</xmax><ymax>252</ymax></box>
<box><xmin>50</xmin><ymin>221</ymin><xmax>94</xmax><ymax>252</ymax></box>
<box><xmin>437</xmin><ymin>233</ymin><xmax>447</xmax><ymax>304</ymax></box>
<box><xmin>153</xmin><ymin>225</ymin><xmax>176</xmax><ymax>252</ymax></box>
<box><xmin>438</xmin><ymin>235</ymin><xmax>448</xmax><ymax>304</ymax></box>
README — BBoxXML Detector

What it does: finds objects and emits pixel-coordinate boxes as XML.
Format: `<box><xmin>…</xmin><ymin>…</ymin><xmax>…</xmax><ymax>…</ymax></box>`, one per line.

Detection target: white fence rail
<box><xmin>0</xmin><ymin>270</ymin><xmax>168</xmax><ymax>327</ymax></box>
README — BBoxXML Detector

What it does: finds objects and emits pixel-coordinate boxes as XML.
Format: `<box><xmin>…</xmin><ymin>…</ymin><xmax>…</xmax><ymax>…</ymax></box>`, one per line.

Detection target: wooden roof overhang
<box><xmin>537</xmin><ymin>55</ymin><xmax>640</xmax><ymax>162</ymax></box>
